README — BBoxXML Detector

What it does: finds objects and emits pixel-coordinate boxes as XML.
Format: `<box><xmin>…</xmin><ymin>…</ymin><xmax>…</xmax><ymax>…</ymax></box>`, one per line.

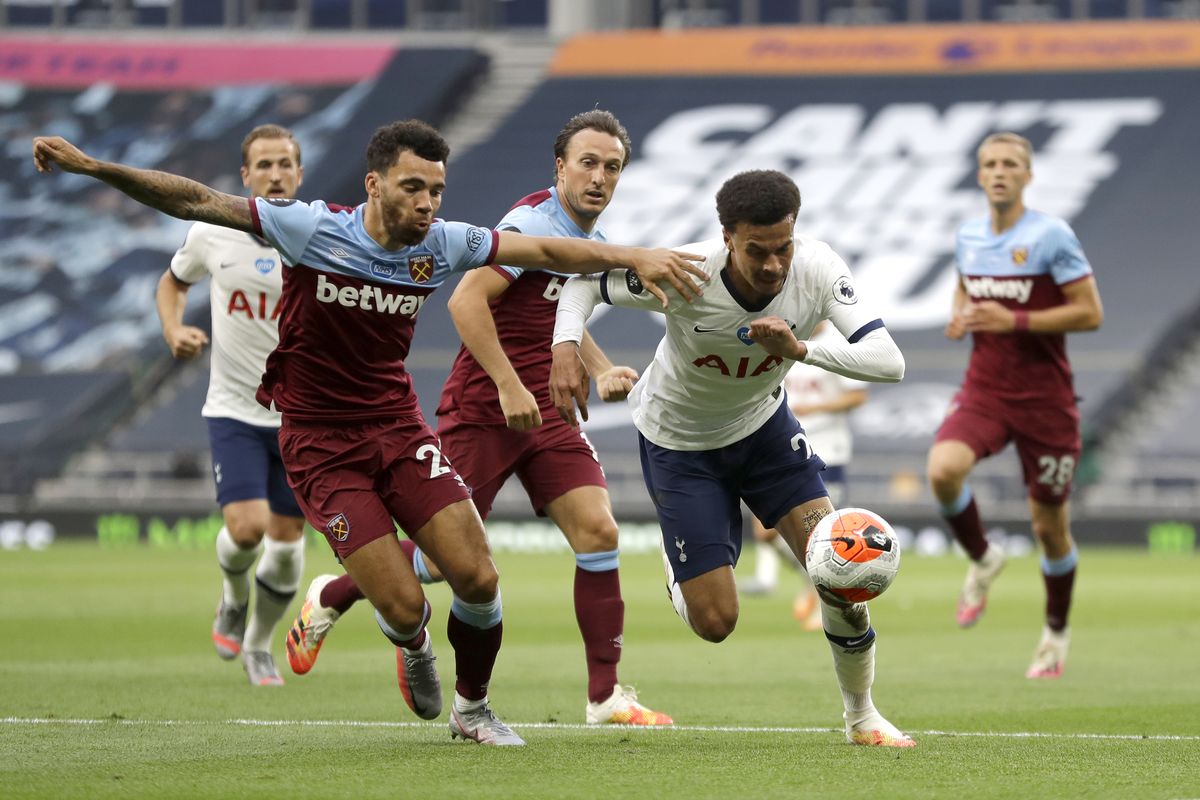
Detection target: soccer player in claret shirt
<box><xmin>926</xmin><ymin>132</ymin><xmax>1103</xmax><ymax>679</ymax></box>
<box><xmin>155</xmin><ymin>124</ymin><xmax>307</xmax><ymax>687</ymax></box>
<box><xmin>293</xmin><ymin>110</ymin><xmax>672</xmax><ymax>726</ymax></box>
<box><xmin>551</xmin><ymin>169</ymin><xmax>915</xmax><ymax>747</ymax></box>
<box><xmin>32</xmin><ymin>121</ymin><xmax>704</xmax><ymax>746</ymax></box>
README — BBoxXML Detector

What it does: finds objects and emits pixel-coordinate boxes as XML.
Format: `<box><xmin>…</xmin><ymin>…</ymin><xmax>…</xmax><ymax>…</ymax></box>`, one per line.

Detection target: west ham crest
<box><xmin>327</xmin><ymin>514</ymin><xmax>350</xmax><ymax>542</ymax></box>
<box><xmin>408</xmin><ymin>255</ymin><xmax>434</xmax><ymax>284</ymax></box>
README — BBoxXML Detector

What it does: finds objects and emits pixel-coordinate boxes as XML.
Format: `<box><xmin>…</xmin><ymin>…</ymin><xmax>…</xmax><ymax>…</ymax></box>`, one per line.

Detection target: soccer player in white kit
<box><xmin>155</xmin><ymin>125</ymin><xmax>306</xmax><ymax>686</ymax></box>
<box><xmin>743</xmin><ymin>321</ymin><xmax>869</xmax><ymax>629</ymax></box>
<box><xmin>550</xmin><ymin>170</ymin><xmax>915</xmax><ymax>747</ymax></box>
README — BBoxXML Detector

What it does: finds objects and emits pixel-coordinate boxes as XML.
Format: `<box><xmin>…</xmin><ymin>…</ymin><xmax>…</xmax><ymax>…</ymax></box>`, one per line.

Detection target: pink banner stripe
<box><xmin>0</xmin><ymin>39</ymin><xmax>396</xmax><ymax>87</ymax></box>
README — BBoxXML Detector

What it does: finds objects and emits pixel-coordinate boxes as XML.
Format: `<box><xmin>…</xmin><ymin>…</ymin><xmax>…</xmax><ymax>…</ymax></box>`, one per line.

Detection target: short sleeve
<box><xmin>437</xmin><ymin>221</ymin><xmax>499</xmax><ymax>273</ymax></box>
<box><xmin>1046</xmin><ymin>220</ymin><xmax>1093</xmax><ymax>286</ymax></box>
<box><xmin>493</xmin><ymin>220</ymin><xmax>524</xmax><ymax>281</ymax></box>
<box><xmin>169</xmin><ymin>223</ymin><xmax>210</xmax><ymax>284</ymax></box>
<box><xmin>251</xmin><ymin>197</ymin><xmax>323</xmax><ymax>267</ymax></box>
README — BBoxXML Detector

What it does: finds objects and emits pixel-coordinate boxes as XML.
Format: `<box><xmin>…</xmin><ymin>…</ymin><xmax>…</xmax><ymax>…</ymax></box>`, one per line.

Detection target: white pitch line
<box><xmin>2</xmin><ymin>717</ymin><xmax>1197</xmax><ymax>741</ymax></box>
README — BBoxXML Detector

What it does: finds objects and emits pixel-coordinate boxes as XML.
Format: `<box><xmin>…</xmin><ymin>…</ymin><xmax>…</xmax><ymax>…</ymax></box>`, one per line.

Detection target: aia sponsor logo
<box><xmin>692</xmin><ymin>352</ymin><xmax>783</xmax><ymax>378</ymax></box>
<box><xmin>408</xmin><ymin>255</ymin><xmax>434</xmax><ymax>284</ymax></box>
<box><xmin>327</xmin><ymin>513</ymin><xmax>350</xmax><ymax>542</ymax></box>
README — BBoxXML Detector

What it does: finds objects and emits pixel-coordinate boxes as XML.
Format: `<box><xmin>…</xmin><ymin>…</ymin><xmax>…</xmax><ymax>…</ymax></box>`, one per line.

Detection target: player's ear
<box><xmin>296</xmin><ymin>164</ymin><xmax>304</xmax><ymax>187</ymax></box>
<box><xmin>554</xmin><ymin>156</ymin><xmax>566</xmax><ymax>184</ymax></box>
<box><xmin>364</xmin><ymin>171</ymin><xmax>379</xmax><ymax>198</ymax></box>
<box><xmin>240</xmin><ymin>165</ymin><xmax>251</xmax><ymax>188</ymax></box>
<box><xmin>722</xmin><ymin>228</ymin><xmax>734</xmax><ymax>251</ymax></box>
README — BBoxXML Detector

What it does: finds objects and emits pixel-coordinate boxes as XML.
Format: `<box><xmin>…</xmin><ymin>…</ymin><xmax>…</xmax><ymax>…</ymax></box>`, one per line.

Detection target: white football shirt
<box><xmin>170</xmin><ymin>222</ymin><xmax>285</xmax><ymax>428</ymax></box>
<box><xmin>554</xmin><ymin>235</ymin><xmax>902</xmax><ymax>451</ymax></box>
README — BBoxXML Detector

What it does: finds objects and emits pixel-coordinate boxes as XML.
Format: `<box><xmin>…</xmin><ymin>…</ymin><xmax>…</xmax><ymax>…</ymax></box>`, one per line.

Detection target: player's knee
<box><xmin>926</xmin><ymin>458</ymin><xmax>965</xmax><ymax>496</ymax></box>
<box><xmin>451</xmin><ymin>560</ymin><xmax>499</xmax><ymax>604</ymax></box>
<box><xmin>1030</xmin><ymin>516</ymin><xmax>1068</xmax><ymax>549</ymax></box>
<box><xmin>691</xmin><ymin>605</ymin><xmax>738</xmax><ymax>643</ymax></box>
<box><xmin>225</xmin><ymin>517</ymin><xmax>266</xmax><ymax>547</ymax></box>
<box><xmin>573</xmin><ymin>520</ymin><xmax>619</xmax><ymax>552</ymax></box>
<box><xmin>372</xmin><ymin>593</ymin><xmax>427</xmax><ymax>633</ymax></box>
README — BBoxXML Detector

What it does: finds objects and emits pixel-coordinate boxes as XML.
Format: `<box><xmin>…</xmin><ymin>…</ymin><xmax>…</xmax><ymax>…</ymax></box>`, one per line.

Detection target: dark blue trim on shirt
<box><xmin>599</xmin><ymin>271</ymin><xmax>613</xmax><ymax>305</ymax></box>
<box><xmin>848</xmin><ymin>318</ymin><xmax>885</xmax><ymax>343</ymax></box>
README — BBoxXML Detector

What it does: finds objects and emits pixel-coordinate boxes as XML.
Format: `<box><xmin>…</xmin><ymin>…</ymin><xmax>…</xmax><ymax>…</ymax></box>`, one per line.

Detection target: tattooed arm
<box><xmin>32</xmin><ymin>136</ymin><xmax>253</xmax><ymax>232</ymax></box>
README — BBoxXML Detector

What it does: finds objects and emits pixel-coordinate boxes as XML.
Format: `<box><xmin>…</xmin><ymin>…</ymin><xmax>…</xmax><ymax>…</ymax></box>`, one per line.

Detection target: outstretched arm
<box><xmin>494</xmin><ymin>232</ymin><xmax>705</xmax><ymax>309</ymax></box>
<box><xmin>33</xmin><ymin>136</ymin><xmax>253</xmax><ymax>232</ymax></box>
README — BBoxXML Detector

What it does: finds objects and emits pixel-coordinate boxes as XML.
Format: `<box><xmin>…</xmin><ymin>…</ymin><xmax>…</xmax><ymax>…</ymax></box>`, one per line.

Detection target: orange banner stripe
<box><xmin>550</xmin><ymin>21</ymin><xmax>1200</xmax><ymax>76</ymax></box>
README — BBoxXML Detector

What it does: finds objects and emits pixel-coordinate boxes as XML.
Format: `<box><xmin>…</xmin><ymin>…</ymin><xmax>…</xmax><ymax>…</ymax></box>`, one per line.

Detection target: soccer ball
<box><xmin>805</xmin><ymin>508</ymin><xmax>901</xmax><ymax>604</ymax></box>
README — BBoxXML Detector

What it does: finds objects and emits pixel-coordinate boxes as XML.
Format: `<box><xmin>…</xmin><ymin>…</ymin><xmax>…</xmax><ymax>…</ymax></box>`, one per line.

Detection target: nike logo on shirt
<box><xmin>693</xmin><ymin>325</ymin><xmax>722</xmax><ymax>333</ymax></box>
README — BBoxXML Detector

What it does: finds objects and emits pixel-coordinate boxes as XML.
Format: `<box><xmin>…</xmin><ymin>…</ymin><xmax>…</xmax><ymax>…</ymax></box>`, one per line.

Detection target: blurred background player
<box><xmin>288</xmin><ymin>110</ymin><xmax>672</xmax><ymax>726</ymax></box>
<box><xmin>155</xmin><ymin>124</ymin><xmax>306</xmax><ymax>686</ymax></box>
<box><xmin>741</xmin><ymin>320</ymin><xmax>868</xmax><ymax>631</ymax></box>
<box><xmin>551</xmin><ymin>170</ymin><xmax>914</xmax><ymax>747</ymax></box>
<box><xmin>33</xmin><ymin>122</ymin><xmax>703</xmax><ymax>747</ymax></box>
<box><xmin>926</xmin><ymin>132</ymin><xmax>1104</xmax><ymax>679</ymax></box>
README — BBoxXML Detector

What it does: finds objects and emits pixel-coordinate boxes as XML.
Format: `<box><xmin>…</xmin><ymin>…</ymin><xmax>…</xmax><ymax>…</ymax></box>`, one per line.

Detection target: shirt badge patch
<box><xmin>625</xmin><ymin>271</ymin><xmax>644</xmax><ymax>295</ymax></box>
<box><xmin>327</xmin><ymin>514</ymin><xmax>350</xmax><ymax>542</ymax></box>
<box><xmin>833</xmin><ymin>276</ymin><xmax>858</xmax><ymax>305</ymax></box>
<box><xmin>466</xmin><ymin>226</ymin><xmax>488</xmax><ymax>252</ymax></box>
<box><xmin>371</xmin><ymin>260</ymin><xmax>398</xmax><ymax>279</ymax></box>
<box><xmin>1011</xmin><ymin>247</ymin><xmax>1029</xmax><ymax>266</ymax></box>
<box><xmin>408</xmin><ymin>255</ymin><xmax>434</xmax><ymax>284</ymax></box>
<box><xmin>255</xmin><ymin>258</ymin><xmax>276</xmax><ymax>275</ymax></box>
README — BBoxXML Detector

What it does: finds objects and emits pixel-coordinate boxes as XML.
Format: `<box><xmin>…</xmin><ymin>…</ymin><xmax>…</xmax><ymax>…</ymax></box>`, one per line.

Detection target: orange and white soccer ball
<box><xmin>805</xmin><ymin>508</ymin><xmax>901</xmax><ymax>604</ymax></box>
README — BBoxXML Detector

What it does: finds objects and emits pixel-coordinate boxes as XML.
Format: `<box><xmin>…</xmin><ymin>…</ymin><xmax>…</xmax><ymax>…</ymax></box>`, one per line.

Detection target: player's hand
<box><xmin>944</xmin><ymin>312</ymin><xmax>968</xmax><ymax>340</ymax></box>
<box><xmin>549</xmin><ymin>342</ymin><xmax>590</xmax><ymax>427</ymax></box>
<box><xmin>498</xmin><ymin>381</ymin><xmax>543</xmax><ymax>432</ymax></box>
<box><xmin>32</xmin><ymin>136</ymin><xmax>97</xmax><ymax>175</ymax></box>
<box><xmin>163</xmin><ymin>325</ymin><xmax>209</xmax><ymax>359</ymax></box>
<box><xmin>629</xmin><ymin>248</ymin><xmax>707</xmax><ymax>308</ymax></box>
<box><xmin>962</xmin><ymin>301</ymin><xmax>1016</xmax><ymax>333</ymax></box>
<box><xmin>746</xmin><ymin>316</ymin><xmax>807</xmax><ymax>360</ymax></box>
<box><xmin>595</xmin><ymin>366</ymin><xmax>639</xmax><ymax>403</ymax></box>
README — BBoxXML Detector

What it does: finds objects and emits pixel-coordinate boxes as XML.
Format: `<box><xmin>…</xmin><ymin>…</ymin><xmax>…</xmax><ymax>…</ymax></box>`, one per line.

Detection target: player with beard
<box><xmin>287</xmin><ymin>110</ymin><xmax>672</xmax><ymax>726</ymax></box>
<box><xmin>33</xmin><ymin>121</ymin><xmax>704</xmax><ymax>746</ymax></box>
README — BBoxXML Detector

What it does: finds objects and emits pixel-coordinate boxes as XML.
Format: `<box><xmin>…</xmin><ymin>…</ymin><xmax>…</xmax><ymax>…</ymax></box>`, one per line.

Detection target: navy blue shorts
<box><xmin>206</xmin><ymin>417</ymin><xmax>303</xmax><ymax>517</ymax></box>
<box><xmin>639</xmin><ymin>401</ymin><xmax>828</xmax><ymax>583</ymax></box>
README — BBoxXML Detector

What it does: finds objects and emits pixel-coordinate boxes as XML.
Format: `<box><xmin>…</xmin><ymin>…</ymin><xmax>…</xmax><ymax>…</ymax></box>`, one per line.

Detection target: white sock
<box><xmin>216</xmin><ymin>526</ymin><xmax>260</xmax><ymax>607</ymax></box>
<box><xmin>754</xmin><ymin>543</ymin><xmax>780</xmax><ymax>587</ymax></box>
<box><xmin>454</xmin><ymin>692</ymin><xmax>487</xmax><ymax>713</ymax></box>
<box><xmin>821</xmin><ymin>600</ymin><xmax>876</xmax><ymax>719</ymax></box>
<box><xmin>242</xmin><ymin>537</ymin><xmax>304</xmax><ymax>653</ymax></box>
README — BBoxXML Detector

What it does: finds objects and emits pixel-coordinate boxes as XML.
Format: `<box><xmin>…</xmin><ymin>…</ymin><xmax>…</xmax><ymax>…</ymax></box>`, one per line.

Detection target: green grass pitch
<box><xmin>1</xmin><ymin>541</ymin><xmax>1197</xmax><ymax>799</ymax></box>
